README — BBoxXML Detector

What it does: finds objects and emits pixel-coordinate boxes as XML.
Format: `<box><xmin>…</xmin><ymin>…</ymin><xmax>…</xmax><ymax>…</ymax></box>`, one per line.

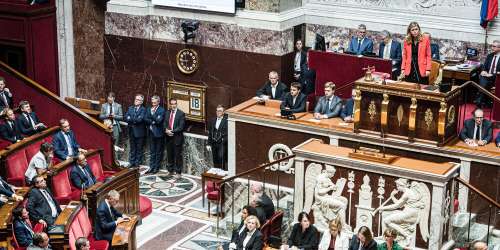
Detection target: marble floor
<box><xmin>136</xmin><ymin>167</ymin><xmax>230</xmax><ymax>250</ymax></box>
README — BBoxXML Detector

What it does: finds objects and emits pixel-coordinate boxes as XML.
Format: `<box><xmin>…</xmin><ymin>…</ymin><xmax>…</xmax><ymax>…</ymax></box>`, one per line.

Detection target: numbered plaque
<box><xmin>166</xmin><ymin>81</ymin><xmax>207</xmax><ymax>122</ymax></box>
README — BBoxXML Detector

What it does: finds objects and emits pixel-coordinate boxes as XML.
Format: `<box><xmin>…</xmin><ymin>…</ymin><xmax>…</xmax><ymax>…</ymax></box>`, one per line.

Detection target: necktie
<box><xmin>82</xmin><ymin>167</ymin><xmax>94</xmax><ymax>186</ymax></box>
<box><xmin>8</xmin><ymin>121</ymin><xmax>13</xmax><ymax>130</ymax></box>
<box><xmin>23</xmin><ymin>221</ymin><xmax>34</xmax><ymax>236</ymax></box>
<box><xmin>26</xmin><ymin>114</ymin><xmax>35</xmax><ymax>129</ymax></box>
<box><xmin>357</xmin><ymin>39</ymin><xmax>361</xmax><ymax>53</ymax></box>
<box><xmin>292</xmin><ymin>97</ymin><xmax>296</xmax><ymax>106</ymax></box>
<box><xmin>489</xmin><ymin>56</ymin><xmax>498</xmax><ymax>74</ymax></box>
<box><xmin>108</xmin><ymin>203</ymin><xmax>115</xmax><ymax>220</ymax></box>
<box><xmin>41</xmin><ymin>189</ymin><xmax>57</xmax><ymax>217</ymax></box>
<box><xmin>327</xmin><ymin>98</ymin><xmax>331</xmax><ymax>110</ymax></box>
<box><xmin>110</xmin><ymin>103</ymin><xmax>113</xmax><ymax>116</ymax></box>
<box><xmin>169</xmin><ymin>111</ymin><xmax>175</xmax><ymax>130</ymax></box>
<box><xmin>1</xmin><ymin>92</ymin><xmax>8</xmax><ymax>107</ymax></box>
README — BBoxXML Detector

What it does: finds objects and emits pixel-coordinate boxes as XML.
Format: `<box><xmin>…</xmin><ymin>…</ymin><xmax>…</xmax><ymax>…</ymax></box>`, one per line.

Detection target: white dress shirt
<box><xmin>383</xmin><ymin>40</ymin><xmax>392</xmax><ymax>60</ymax></box>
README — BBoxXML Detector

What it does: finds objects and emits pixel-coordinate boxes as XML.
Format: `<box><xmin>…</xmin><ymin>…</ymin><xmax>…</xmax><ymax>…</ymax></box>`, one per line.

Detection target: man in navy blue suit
<box><xmin>16</xmin><ymin>101</ymin><xmax>47</xmax><ymax>136</ymax></box>
<box><xmin>145</xmin><ymin>95</ymin><xmax>166</xmax><ymax>174</ymax></box>
<box><xmin>13</xmin><ymin>206</ymin><xmax>34</xmax><ymax>247</ymax></box>
<box><xmin>26</xmin><ymin>175</ymin><xmax>61</xmax><ymax>227</ymax></box>
<box><xmin>52</xmin><ymin>119</ymin><xmax>87</xmax><ymax>160</ymax></box>
<box><xmin>125</xmin><ymin>94</ymin><xmax>147</xmax><ymax>168</ymax></box>
<box><xmin>70</xmin><ymin>153</ymin><xmax>97</xmax><ymax>190</ymax></box>
<box><xmin>164</xmin><ymin>98</ymin><xmax>186</xmax><ymax>178</ymax></box>
<box><xmin>340</xmin><ymin>89</ymin><xmax>356</xmax><ymax>123</ymax></box>
<box><xmin>348</xmin><ymin>24</ymin><xmax>373</xmax><ymax>55</ymax></box>
<box><xmin>280</xmin><ymin>82</ymin><xmax>307</xmax><ymax>114</ymax></box>
<box><xmin>379</xmin><ymin>30</ymin><xmax>402</xmax><ymax>80</ymax></box>
<box><xmin>0</xmin><ymin>108</ymin><xmax>24</xmax><ymax>144</ymax></box>
<box><xmin>313</xmin><ymin>82</ymin><xmax>342</xmax><ymax>119</ymax></box>
<box><xmin>424</xmin><ymin>32</ymin><xmax>440</xmax><ymax>61</ymax></box>
<box><xmin>496</xmin><ymin>132</ymin><xmax>500</xmax><ymax>147</ymax></box>
<box><xmin>0</xmin><ymin>176</ymin><xmax>23</xmax><ymax>206</ymax></box>
<box><xmin>94</xmin><ymin>190</ymin><xmax>129</xmax><ymax>243</ymax></box>
<box><xmin>459</xmin><ymin>109</ymin><xmax>493</xmax><ymax>146</ymax></box>
<box><xmin>0</xmin><ymin>77</ymin><xmax>13</xmax><ymax>113</ymax></box>
<box><xmin>475</xmin><ymin>40</ymin><xmax>500</xmax><ymax>108</ymax></box>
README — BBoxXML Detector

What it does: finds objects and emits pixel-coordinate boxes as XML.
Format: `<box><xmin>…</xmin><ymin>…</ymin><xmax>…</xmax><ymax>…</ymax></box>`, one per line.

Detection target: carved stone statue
<box><xmin>304</xmin><ymin>164</ymin><xmax>349</xmax><ymax>233</ymax></box>
<box><xmin>374</xmin><ymin>178</ymin><xmax>431</xmax><ymax>247</ymax></box>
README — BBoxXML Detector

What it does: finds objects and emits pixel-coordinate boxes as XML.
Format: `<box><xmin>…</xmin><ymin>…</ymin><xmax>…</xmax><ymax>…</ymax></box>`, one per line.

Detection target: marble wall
<box><xmin>246</xmin><ymin>0</ymin><xmax>302</xmax><ymax>12</ymax></box>
<box><xmin>73</xmin><ymin>0</ymin><xmax>107</xmax><ymax>99</ymax></box>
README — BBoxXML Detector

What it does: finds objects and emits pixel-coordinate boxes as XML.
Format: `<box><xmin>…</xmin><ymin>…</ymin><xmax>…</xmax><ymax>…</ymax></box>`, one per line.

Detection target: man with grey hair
<box><xmin>74</xmin><ymin>237</ymin><xmax>90</xmax><ymax>250</ymax></box>
<box><xmin>459</xmin><ymin>108</ymin><xmax>493</xmax><ymax>146</ymax></box>
<box><xmin>145</xmin><ymin>95</ymin><xmax>166</xmax><ymax>174</ymax></box>
<box><xmin>256</xmin><ymin>71</ymin><xmax>288</xmax><ymax>100</ymax></box>
<box><xmin>99</xmin><ymin>92</ymin><xmax>123</xmax><ymax>145</ymax></box>
<box><xmin>378</xmin><ymin>30</ymin><xmax>402</xmax><ymax>79</ymax></box>
<box><xmin>250</xmin><ymin>183</ymin><xmax>275</xmax><ymax>225</ymax></box>
<box><xmin>475</xmin><ymin>40</ymin><xmax>500</xmax><ymax>108</ymax></box>
<box><xmin>348</xmin><ymin>24</ymin><xmax>373</xmax><ymax>55</ymax></box>
<box><xmin>125</xmin><ymin>94</ymin><xmax>147</xmax><ymax>168</ymax></box>
<box><xmin>471</xmin><ymin>241</ymin><xmax>487</xmax><ymax>250</ymax></box>
<box><xmin>95</xmin><ymin>190</ymin><xmax>129</xmax><ymax>243</ymax></box>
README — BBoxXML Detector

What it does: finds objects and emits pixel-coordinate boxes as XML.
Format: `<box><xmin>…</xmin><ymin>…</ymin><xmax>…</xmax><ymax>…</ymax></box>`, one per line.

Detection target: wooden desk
<box><xmin>0</xmin><ymin>187</ymin><xmax>29</xmax><ymax>249</ymax></box>
<box><xmin>442</xmin><ymin>65</ymin><xmax>480</xmax><ymax>84</ymax></box>
<box><xmin>112</xmin><ymin>215</ymin><xmax>138</xmax><ymax>250</ymax></box>
<box><xmin>354</xmin><ymin>78</ymin><xmax>462</xmax><ymax>146</ymax></box>
<box><xmin>201</xmin><ymin>172</ymin><xmax>225</xmax><ymax>208</ymax></box>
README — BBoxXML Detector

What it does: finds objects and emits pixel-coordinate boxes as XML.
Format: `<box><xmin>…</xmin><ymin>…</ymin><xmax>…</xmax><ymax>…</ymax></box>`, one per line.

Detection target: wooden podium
<box><xmin>354</xmin><ymin>78</ymin><xmax>461</xmax><ymax>146</ymax></box>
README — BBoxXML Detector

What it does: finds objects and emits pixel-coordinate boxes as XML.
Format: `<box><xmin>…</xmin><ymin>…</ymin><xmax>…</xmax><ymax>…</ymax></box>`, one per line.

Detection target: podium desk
<box><xmin>112</xmin><ymin>215</ymin><xmax>139</xmax><ymax>250</ymax></box>
<box><xmin>354</xmin><ymin>78</ymin><xmax>462</xmax><ymax>146</ymax></box>
<box><xmin>442</xmin><ymin>64</ymin><xmax>480</xmax><ymax>85</ymax></box>
<box><xmin>0</xmin><ymin>188</ymin><xmax>29</xmax><ymax>249</ymax></box>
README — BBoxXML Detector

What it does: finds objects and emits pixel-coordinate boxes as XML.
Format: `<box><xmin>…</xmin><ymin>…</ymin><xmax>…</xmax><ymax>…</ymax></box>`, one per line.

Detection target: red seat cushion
<box><xmin>89</xmin><ymin>238</ymin><xmax>109</xmax><ymax>250</ymax></box>
<box><xmin>0</xmin><ymin>139</ymin><xmax>10</xmax><ymax>149</ymax></box>
<box><xmin>139</xmin><ymin>195</ymin><xmax>152</xmax><ymax>218</ymax></box>
<box><xmin>269</xmin><ymin>211</ymin><xmax>284</xmax><ymax>237</ymax></box>
<box><xmin>6</xmin><ymin>150</ymin><xmax>29</xmax><ymax>186</ymax></box>
<box><xmin>87</xmin><ymin>153</ymin><xmax>104</xmax><ymax>180</ymax></box>
<box><xmin>69</xmin><ymin>228</ymin><xmax>76</xmax><ymax>250</ymax></box>
<box><xmin>77</xmin><ymin>208</ymin><xmax>92</xmax><ymax>237</ymax></box>
<box><xmin>25</xmin><ymin>140</ymin><xmax>43</xmax><ymax>162</ymax></box>
<box><xmin>207</xmin><ymin>190</ymin><xmax>220</xmax><ymax>201</ymax></box>
<box><xmin>51</xmin><ymin>169</ymin><xmax>80</xmax><ymax>204</ymax></box>
<box><xmin>205</xmin><ymin>181</ymin><xmax>220</xmax><ymax>193</ymax></box>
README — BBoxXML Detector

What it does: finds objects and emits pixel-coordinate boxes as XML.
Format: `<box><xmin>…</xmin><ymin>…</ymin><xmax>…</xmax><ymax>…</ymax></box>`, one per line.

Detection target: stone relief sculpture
<box><xmin>307</xmin><ymin>0</ymin><xmax>480</xmax><ymax>12</ymax></box>
<box><xmin>355</xmin><ymin>175</ymin><xmax>374</xmax><ymax>232</ymax></box>
<box><xmin>303</xmin><ymin>164</ymin><xmax>349</xmax><ymax>233</ymax></box>
<box><xmin>372</xmin><ymin>178</ymin><xmax>431</xmax><ymax>247</ymax></box>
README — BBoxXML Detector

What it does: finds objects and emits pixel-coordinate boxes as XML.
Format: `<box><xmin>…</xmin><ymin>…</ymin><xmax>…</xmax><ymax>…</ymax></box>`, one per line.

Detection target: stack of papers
<box><xmin>207</xmin><ymin>168</ymin><xmax>228</xmax><ymax>176</ymax></box>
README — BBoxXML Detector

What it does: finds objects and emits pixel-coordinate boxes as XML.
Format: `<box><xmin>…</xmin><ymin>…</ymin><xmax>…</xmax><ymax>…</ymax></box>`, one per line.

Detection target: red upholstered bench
<box><xmin>6</xmin><ymin>150</ymin><xmax>29</xmax><ymax>186</ymax></box>
<box><xmin>86</xmin><ymin>152</ymin><xmax>116</xmax><ymax>182</ymax></box>
<box><xmin>70</xmin><ymin>207</ymin><xmax>109</xmax><ymax>250</ymax></box>
<box><xmin>51</xmin><ymin>168</ymin><xmax>81</xmax><ymax>204</ymax></box>
<box><xmin>0</xmin><ymin>138</ymin><xmax>10</xmax><ymax>149</ymax></box>
<box><xmin>139</xmin><ymin>195</ymin><xmax>152</xmax><ymax>218</ymax></box>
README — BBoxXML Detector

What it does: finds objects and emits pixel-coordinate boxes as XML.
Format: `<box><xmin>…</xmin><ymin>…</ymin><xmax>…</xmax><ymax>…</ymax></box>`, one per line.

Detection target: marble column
<box><xmin>228</xmin><ymin>119</ymin><xmax>236</xmax><ymax>176</ymax></box>
<box><xmin>458</xmin><ymin>159</ymin><xmax>471</xmax><ymax>212</ymax></box>
<box><xmin>293</xmin><ymin>157</ymin><xmax>305</xmax><ymax>221</ymax></box>
<box><xmin>55</xmin><ymin>0</ymin><xmax>76</xmax><ymax>98</ymax></box>
<box><xmin>429</xmin><ymin>185</ymin><xmax>446</xmax><ymax>250</ymax></box>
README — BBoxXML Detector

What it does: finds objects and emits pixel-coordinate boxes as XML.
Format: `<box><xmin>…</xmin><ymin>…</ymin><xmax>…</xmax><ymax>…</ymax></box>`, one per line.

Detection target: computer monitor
<box><xmin>314</xmin><ymin>33</ymin><xmax>326</xmax><ymax>51</ymax></box>
<box><xmin>466</xmin><ymin>47</ymin><xmax>478</xmax><ymax>58</ymax></box>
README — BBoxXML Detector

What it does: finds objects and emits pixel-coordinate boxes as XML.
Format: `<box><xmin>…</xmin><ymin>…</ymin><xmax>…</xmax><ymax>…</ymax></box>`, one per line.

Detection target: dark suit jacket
<box><xmin>348</xmin><ymin>37</ymin><xmax>373</xmax><ymax>55</ymax></box>
<box><xmin>340</xmin><ymin>98</ymin><xmax>354</xmax><ymax>120</ymax></box>
<box><xmin>52</xmin><ymin>130</ymin><xmax>80</xmax><ymax>160</ymax></box>
<box><xmin>26</xmin><ymin>188</ymin><xmax>61</xmax><ymax>226</ymax></box>
<box><xmin>258</xmin><ymin>193</ymin><xmax>275</xmax><ymax>220</ymax></box>
<box><xmin>231</xmin><ymin>221</ymin><xmax>246</xmax><ymax>244</ymax></box>
<box><xmin>314</xmin><ymin>96</ymin><xmax>342</xmax><ymax>118</ymax></box>
<box><xmin>0</xmin><ymin>177</ymin><xmax>14</xmax><ymax>197</ymax></box>
<box><xmin>0</xmin><ymin>90</ymin><xmax>13</xmax><ymax>110</ymax></box>
<box><xmin>164</xmin><ymin>109</ymin><xmax>186</xmax><ymax>146</ymax></box>
<box><xmin>16</xmin><ymin>112</ymin><xmax>43</xmax><ymax>136</ymax></box>
<box><xmin>294</xmin><ymin>50</ymin><xmax>307</xmax><ymax>73</ymax></box>
<box><xmin>482</xmin><ymin>52</ymin><xmax>500</xmax><ymax>77</ymax></box>
<box><xmin>299</xmin><ymin>67</ymin><xmax>316</xmax><ymax>95</ymax></box>
<box><xmin>208</xmin><ymin>114</ymin><xmax>228</xmax><ymax>146</ymax></box>
<box><xmin>459</xmin><ymin>119</ymin><xmax>493</xmax><ymax>143</ymax></box>
<box><xmin>431</xmin><ymin>43</ymin><xmax>440</xmax><ymax>61</ymax></box>
<box><xmin>125</xmin><ymin>106</ymin><xmax>147</xmax><ymax>138</ymax></box>
<box><xmin>287</xmin><ymin>223</ymin><xmax>319</xmax><ymax>250</ymax></box>
<box><xmin>496</xmin><ymin>132</ymin><xmax>500</xmax><ymax>145</ymax></box>
<box><xmin>280</xmin><ymin>92</ymin><xmax>306</xmax><ymax>113</ymax></box>
<box><xmin>237</xmin><ymin>229</ymin><xmax>264</xmax><ymax>250</ymax></box>
<box><xmin>0</xmin><ymin>120</ymin><xmax>23</xmax><ymax>143</ymax></box>
<box><xmin>14</xmin><ymin>219</ymin><xmax>33</xmax><ymax>247</ymax></box>
<box><xmin>70</xmin><ymin>164</ymin><xmax>97</xmax><ymax>189</ymax></box>
<box><xmin>379</xmin><ymin>40</ymin><xmax>402</xmax><ymax>76</ymax></box>
<box><xmin>256</xmin><ymin>81</ymin><xmax>288</xmax><ymax>100</ymax></box>
<box><xmin>145</xmin><ymin>106</ymin><xmax>166</xmax><ymax>138</ymax></box>
<box><xmin>94</xmin><ymin>200</ymin><xmax>122</xmax><ymax>242</ymax></box>
<box><xmin>348</xmin><ymin>235</ymin><xmax>377</xmax><ymax>250</ymax></box>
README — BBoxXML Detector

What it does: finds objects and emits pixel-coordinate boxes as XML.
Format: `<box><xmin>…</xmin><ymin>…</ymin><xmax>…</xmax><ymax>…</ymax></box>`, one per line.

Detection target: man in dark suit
<box><xmin>475</xmin><ymin>40</ymin><xmax>500</xmax><ymax>108</ymax></box>
<box><xmin>52</xmin><ymin>119</ymin><xmax>87</xmax><ymax>160</ymax></box>
<box><xmin>70</xmin><ymin>153</ymin><xmax>97</xmax><ymax>190</ymax></box>
<box><xmin>313</xmin><ymin>82</ymin><xmax>342</xmax><ymax>119</ymax></box>
<box><xmin>496</xmin><ymin>132</ymin><xmax>500</xmax><ymax>147</ymax></box>
<box><xmin>124</xmin><ymin>94</ymin><xmax>147</xmax><ymax>168</ymax></box>
<box><xmin>280</xmin><ymin>82</ymin><xmax>306</xmax><ymax>114</ymax></box>
<box><xmin>379</xmin><ymin>30</ymin><xmax>402</xmax><ymax>80</ymax></box>
<box><xmin>13</xmin><ymin>206</ymin><xmax>34</xmax><ymax>247</ymax></box>
<box><xmin>459</xmin><ymin>109</ymin><xmax>493</xmax><ymax>146</ymax></box>
<box><xmin>341</xmin><ymin>89</ymin><xmax>356</xmax><ymax>122</ymax></box>
<box><xmin>256</xmin><ymin>71</ymin><xmax>289</xmax><ymax>100</ymax></box>
<box><xmin>424</xmin><ymin>32</ymin><xmax>440</xmax><ymax>60</ymax></box>
<box><xmin>250</xmin><ymin>184</ymin><xmax>275</xmax><ymax>224</ymax></box>
<box><xmin>145</xmin><ymin>95</ymin><xmax>166</xmax><ymax>174</ymax></box>
<box><xmin>16</xmin><ymin>101</ymin><xmax>47</xmax><ymax>136</ymax></box>
<box><xmin>99</xmin><ymin>92</ymin><xmax>123</xmax><ymax>145</ymax></box>
<box><xmin>298</xmin><ymin>54</ymin><xmax>316</xmax><ymax>96</ymax></box>
<box><xmin>164</xmin><ymin>98</ymin><xmax>185</xmax><ymax>178</ymax></box>
<box><xmin>26</xmin><ymin>175</ymin><xmax>61</xmax><ymax>227</ymax></box>
<box><xmin>293</xmin><ymin>39</ymin><xmax>307</xmax><ymax>81</ymax></box>
<box><xmin>348</xmin><ymin>24</ymin><xmax>373</xmax><ymax>55</ymax></box>
<box><xmin>0</xmin><ymin>108</ymin><xmax>24</xmax><ymax>144</ymax></box>
<box><xmin>207</xmin><ymin>105</ymin><xmax>228</xmax><ymax>170</ymax></box>
<box><xmin>0</xmin><ymin>175</ymin><xmax>23</xmax><ymax>207</ymax></box>
<box><xmin>0</xmin><ymin>77</ymin><xmax>13</xmax><ymax>113</ymax></box>
<box><xmin>94</xmin><ymin>190</ymin><xmax>128</xmax><ymax>243</ymax></box>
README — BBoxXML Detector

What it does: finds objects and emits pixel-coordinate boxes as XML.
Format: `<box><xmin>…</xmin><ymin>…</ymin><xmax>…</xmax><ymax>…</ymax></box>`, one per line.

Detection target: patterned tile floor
<box><xmin>136</xmin><ymin>168</ymin><xmax>229</xmax><ymax>250</ymax></box>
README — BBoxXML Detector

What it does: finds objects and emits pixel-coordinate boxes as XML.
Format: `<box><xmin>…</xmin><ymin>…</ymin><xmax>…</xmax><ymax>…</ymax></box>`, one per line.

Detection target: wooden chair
<box><xmin>429</xmin><ymin>60</ymin><xmax>442</xmax><ymax>85</ymax></box>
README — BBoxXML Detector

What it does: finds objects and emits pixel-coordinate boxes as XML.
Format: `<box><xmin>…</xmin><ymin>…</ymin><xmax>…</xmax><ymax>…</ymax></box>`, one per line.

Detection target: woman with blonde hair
<box><xmin>319</xmin><ymin>217</ymin><xmax>349</xmax><ymax>250</ymax></box>
<box><xmin>236</xmin><ymin>215</ymin><xmax>263</xmax><ymax>250</ymax></box>
<box><xmin>400</xmin><ymin>21</ymin><xmax>432</xmax><ymax>84</ymax></box>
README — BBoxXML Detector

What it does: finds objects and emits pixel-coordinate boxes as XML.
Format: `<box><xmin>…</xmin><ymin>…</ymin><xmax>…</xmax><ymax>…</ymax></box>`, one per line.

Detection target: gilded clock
<box><xmin>176</xmin><ymin>48</ymin><xmax>199</xmax><ymax>74</ymax></box>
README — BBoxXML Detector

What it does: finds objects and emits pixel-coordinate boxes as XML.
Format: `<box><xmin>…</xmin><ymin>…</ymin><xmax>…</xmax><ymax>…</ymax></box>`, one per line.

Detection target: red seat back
<box><xmin>6</xmin><ymin>150</ymin><xmax>29</xmax><ymax>185</ymax></box>
<box><xmin>76</xmin><ymin>208</ymin><xmax>92</xmax><ymax>238</ymax></box>
<box><xmin>69</xmin><ymin>227</ymin><xmax>76</xmax><ymax>250</ymax></box>
<box><xmin>269</xmin><ymin>210</ymin><xmax>284</xmax><ymax>237</ymax></box>
<box><xmin>25</xmin><ymin>140</ymin><xmax>43</xmax><ymax>162</ymax></box>
<box><xmin>260</xmin><ymin>219</ymin><xmax>271</xmax><ymax>243</ymax></box>
<box><xmin>87</xmin><ymin>153</ymin><xmax>103</xmax><ymax>179</ymax></box>
<box><xmin>51</xmin><ymin>169</ymin><xmax>73</xmax><ymax>199</ymax></box>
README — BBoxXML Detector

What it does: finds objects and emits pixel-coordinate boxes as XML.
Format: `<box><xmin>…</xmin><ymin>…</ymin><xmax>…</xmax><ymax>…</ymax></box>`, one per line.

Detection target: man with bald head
<box><xmin>256</xmin><ymin>71</ymin><xmax>288</xmax><ymax>100</ymax></box>
<box><xmin>459</xmin><ymin>109</ymin><xmax>493</xmax><ymax>146</ymax></box>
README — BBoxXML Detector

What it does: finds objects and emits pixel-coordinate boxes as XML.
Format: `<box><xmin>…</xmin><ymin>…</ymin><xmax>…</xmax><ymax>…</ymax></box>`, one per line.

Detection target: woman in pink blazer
<box><xmin>401</xmin><ymin>21</ymin><xmax>431</xmax><ymax>84</ymax></box>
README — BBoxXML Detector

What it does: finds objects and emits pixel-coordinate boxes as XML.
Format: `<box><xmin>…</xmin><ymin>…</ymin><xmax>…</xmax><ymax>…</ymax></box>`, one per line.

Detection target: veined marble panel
<box><xmin>105</xmin><ymin>12</ymin><xmax>294</xmax><ymax>56</ymax></box>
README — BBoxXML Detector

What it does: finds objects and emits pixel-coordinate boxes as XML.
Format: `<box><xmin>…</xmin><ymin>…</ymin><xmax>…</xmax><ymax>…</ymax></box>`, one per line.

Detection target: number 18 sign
<box><xmin>166</xmin><ymin>81</ymin><xmax>207</xmax><ymax>122</ymax></box>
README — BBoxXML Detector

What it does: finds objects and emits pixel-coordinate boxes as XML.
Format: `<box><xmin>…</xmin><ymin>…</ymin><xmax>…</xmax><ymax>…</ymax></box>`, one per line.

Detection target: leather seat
<box><xmin>51</xmin><ymin>168</ymin><xmax>81</xmax><ymax>204</ymax></box>
<box><xmin>139</xmin><ymin>195</ymin><xmax>152</xmax><ymax>218</ymax></box>
<box><xmin>25</xmin><ymin>140</ymin><xmax>43</xmax><ymax>162</ymax></box>
<box><xmin>70</xmin><ymin>207</ymin><xmax>109</xmax><ymax>250</ymax></box>
<box><xmin>87</xmin><ymin>153</ymin><xmax>115</xmax><ymax>182</ymax></box>
<box><xmin>6</xmin><ymin>150</ymin><xmax>29</xmax><ymax>186</ymax></box>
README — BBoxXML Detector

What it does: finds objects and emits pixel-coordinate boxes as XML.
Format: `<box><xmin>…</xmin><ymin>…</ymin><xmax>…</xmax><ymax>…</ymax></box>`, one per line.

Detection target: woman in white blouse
<box><xmin>318</xmin><ymin>217</ymin><xmax>349</xmax><ymax>250</ymax></box>
<box><xmin>237</xmin><ymin>215</ymin><xmax>264</xmax><ymax>250</ymax></box>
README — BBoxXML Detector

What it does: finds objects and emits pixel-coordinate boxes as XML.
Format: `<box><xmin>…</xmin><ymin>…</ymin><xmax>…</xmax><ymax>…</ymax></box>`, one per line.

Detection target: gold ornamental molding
<box><xmin>438</xmin><ymin>102</ymin><xmax>447</xmax><ymax>138</ymax></box>
<box><xmin>355</xmin><ymin>82</ymin><xmax>461</xmax><ymax>102</ymax></box>
<box><xmin>353</xmin><ymin>88</ymin><xmax>362</xmax><ymax>132</ymax></box>
<box><xmin>381</xmin><ymin>94</ymin><xmax>389</xmax><ymax>128</ymax></box>
<box><xmin>409</xmin><ymin>98</ymin><xmax>417</xmax><ymax>133</ymax></box>
<box><xmin>397</xmin><ymin>104</ymin><xmax>404</xmax><ymax>127</ymax></box>
<box><xmin>368</xmin><ymin>101</ymin><xmax>377</xmax><ymax>121</ymax></box>
<box><xmin>424</xmin><ymin>108</ymin><xmax>433</xmax><ymax>130</ymax></box>
<box><xmin>447</xmin><ymin>105</ymin><xmax>456</xmax><ymax>126</ymax></box>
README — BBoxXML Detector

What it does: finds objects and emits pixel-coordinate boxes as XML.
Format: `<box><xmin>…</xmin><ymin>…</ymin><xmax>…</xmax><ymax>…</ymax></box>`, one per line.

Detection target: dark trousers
<box><xmin>475</xmin><ymin>75</ymin><xmax>495</xmax><ymax>107</ymax></box>
<box><xmin>211</xmin><ymin>143</ymin><xmax>227</xmax><ymax>170</ymax></box>
<box><xmin>129</xmin><ymin>134</ymin><xmax>145</xmax><ymax>166</ymax></box>
<box><xmin>166</xmin><ymin>139</ymin><xmax>183</xmax><ymax>174</ymax></box>
<box><xmin>149</xmin><ymin>136</ymin><xmax>164</xmax><ymax>171</ymax></box>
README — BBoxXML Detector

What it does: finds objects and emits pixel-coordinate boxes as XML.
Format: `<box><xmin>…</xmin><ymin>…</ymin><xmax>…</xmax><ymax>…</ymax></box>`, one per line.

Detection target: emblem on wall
<box><xmin>447</xmin><ymin>105</ymin><xmax>456</xmax><ymax>125</ymax></box>
<box><xmin>268</xmin><ymin>143</ymin><xmax>294</xmax><ymax>174</ymax></box>
<box><xmin>176</xmin><ymin>48</ymin><xmax>199</xmax><ymax>74</ymax></box>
